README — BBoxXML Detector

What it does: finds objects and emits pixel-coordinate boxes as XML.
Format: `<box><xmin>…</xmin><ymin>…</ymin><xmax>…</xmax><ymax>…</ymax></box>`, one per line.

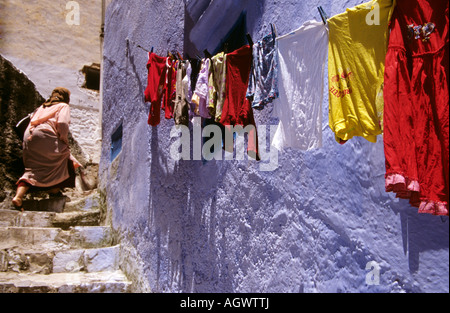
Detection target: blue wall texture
<box><xmin>99</xmin><ymin>0</ymin><xmax>449</xmax><ymax>292</ymax></box>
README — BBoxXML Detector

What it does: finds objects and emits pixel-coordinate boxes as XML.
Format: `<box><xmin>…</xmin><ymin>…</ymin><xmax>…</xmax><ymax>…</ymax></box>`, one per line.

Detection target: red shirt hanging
<box><xmin>220</xmin><ymin>45</ymin><xmax>260</xmax><ymax>160</ymax></box>
<box><xmin>144</xmin><ymin>52</ymin><xmax>167</xmax><ymax>126</ymax></box>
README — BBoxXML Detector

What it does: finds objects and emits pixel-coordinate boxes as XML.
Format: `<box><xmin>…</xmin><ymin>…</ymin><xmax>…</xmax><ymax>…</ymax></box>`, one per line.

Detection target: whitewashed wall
<box><xmin>99</xmin><ymin>0</ymin><xmax>449</xmax><ymax>293</ymax></box>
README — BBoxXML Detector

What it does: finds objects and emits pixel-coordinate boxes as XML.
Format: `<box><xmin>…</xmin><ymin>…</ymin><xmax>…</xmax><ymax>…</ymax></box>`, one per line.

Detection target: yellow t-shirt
<box><xmin>328</xmin><ymin>0</ymin><xmax>396</xmax><ymax>143</ymax></box>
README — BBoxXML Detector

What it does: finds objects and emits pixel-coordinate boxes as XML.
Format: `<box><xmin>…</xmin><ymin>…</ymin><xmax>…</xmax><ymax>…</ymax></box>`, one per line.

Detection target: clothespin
<box><xmin>136</xmin><ymin>44</ymin><xmax>151</xmax><ymax>53</ymax></box>
<box><xmin>318</xmin><ymin>6</ymin><xmax>328</xmax><ymax>25</ymax></box>
<box><xmin>270</xmin><ymin>23</ymin><xmax>277</xmax><ymax>37</ymax></box>
<box><xmin>204</xmin><ymin>49</ymin><xmax>212</xmax><ymax>58</ymax></box>
<box><xmin>126</xmin><ymin>38</ymin><xmax>152</xmax><ymax>54</ymax></box>
<box><xmin>246</xmin><ymin>33</ymin><xmax>254</xmax><ymax>47</ymax></box>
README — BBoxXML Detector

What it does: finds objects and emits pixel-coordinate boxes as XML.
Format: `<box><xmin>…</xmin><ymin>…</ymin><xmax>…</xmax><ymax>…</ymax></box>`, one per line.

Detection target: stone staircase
<box><xmin>0</xmin><ymin>189</ymin><xmax>132</xmax><ymax>293</ymax></box>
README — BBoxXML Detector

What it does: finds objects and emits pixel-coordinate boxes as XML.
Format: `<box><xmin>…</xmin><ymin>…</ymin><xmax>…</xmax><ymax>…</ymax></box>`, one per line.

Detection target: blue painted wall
<box><xmin>99</xmin><ymin>0</ymin><xmax>449</xmax><ymax>292</ymax></box>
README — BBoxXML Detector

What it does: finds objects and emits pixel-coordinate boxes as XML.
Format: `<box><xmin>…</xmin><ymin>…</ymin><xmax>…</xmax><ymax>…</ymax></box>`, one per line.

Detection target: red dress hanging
<box><xmin>383</xmin><ymin>0</ymin><xmax>449</xmax><ymax>215</ymax></box>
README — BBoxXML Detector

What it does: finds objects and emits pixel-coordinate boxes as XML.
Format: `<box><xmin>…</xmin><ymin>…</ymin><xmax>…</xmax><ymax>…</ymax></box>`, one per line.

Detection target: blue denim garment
<box><xmin>246</xmin><ymin>28</ymin><xmax>279</xmax><ymax>110</ymax></box>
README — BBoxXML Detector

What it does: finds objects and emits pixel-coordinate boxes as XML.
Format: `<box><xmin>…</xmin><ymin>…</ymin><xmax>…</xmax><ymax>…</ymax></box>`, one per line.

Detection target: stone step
<box><xmin>0</xmin><ymin>209</ymin><xmax>100</xmax><ymax>229</ymax></box>
<box><xmin>7</xmin><ymin>189</ymin><xmax>102</xmax><ymax>214</ymax></box>
<box><xmin>0</xmin><ymin>209</ymin><xmax>54</xmax><ymax>228</ymax></box>
<box><xmin>53</xmin><ymin>245</ymin><xmax>120</xmax><ymax>274</ymax></box>
<box><xmin>0</xmin><ymin>270</ymin><xmax>131</xmax><ymax>293</ymax></box>
<box><xmin>0</xmin><ymin>226</ymin><xmax>114</xmax><ymax>250</ymax></box>
<box><xmin>64</xmin><ymin>191</ymin><xmax>102</xmax><ymax>213</ymax></box>
<box><xmin>1</xmin><ymin>245</ymin><xmax>121</xmax><ymax>274</ymax></box>
<box><xmin>0</xmin><ymin>188</ymin><xmax>131</xmax><ymax>293</ymax></box>
<box><xmin>21</xmin><ymin>197</ymin><xmax>67</xmax><ymax>213</ymax></box>
<box><xmin>52</xmin><ymin>211</ymin><xmax>101</xmax><ymax>229</ymax></box>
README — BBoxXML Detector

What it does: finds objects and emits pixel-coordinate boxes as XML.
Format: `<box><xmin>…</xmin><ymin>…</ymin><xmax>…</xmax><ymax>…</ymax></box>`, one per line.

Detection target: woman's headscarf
<box><xmin>27</xmin><ymin>87</ymin><xmax>71</xmax><ymax>139</ymax></box>
<box><xmin>43</xmin><ymin>87</ymin><xmax>71</xmax><ymax>107</ymax></box>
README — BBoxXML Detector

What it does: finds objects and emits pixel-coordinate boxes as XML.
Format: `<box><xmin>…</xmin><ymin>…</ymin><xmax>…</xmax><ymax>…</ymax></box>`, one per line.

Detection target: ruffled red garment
<box><xmin>383</xmin><ymin>0</ymin><xmax>449</xmax><ymax>216</ymax></box>
<box><xmin>220</xmin><ymin>45</ymin><xmax>260</xmax><ymax>160</ymax></box>
<box><xmin>145</xmin><ymin>52</ymin><xmax>167</xmax><ymax>126</ymax></box>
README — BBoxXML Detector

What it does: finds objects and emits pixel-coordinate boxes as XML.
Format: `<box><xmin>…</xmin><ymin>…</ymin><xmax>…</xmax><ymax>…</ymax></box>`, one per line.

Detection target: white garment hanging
<box><xmin>191</xmin><ymin>58</ymin><xmax>212</xmax><ymax>119</ymax></box>
<box><xmin>272</xmin><ymin>20</ymin><xmax>328</xmax><ymax>151</ymax></box>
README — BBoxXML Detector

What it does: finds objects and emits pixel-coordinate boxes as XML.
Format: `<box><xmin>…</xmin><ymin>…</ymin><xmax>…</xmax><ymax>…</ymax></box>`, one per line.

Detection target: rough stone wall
<box><xmin>100</xmin><ymin>0</ymin><xmax>449</xmax><ymax>293</ymax></box>
<box><xmin>0</xmin><ymin>56</ymin><xmax>44</xmax><ymax>202</ymax></box>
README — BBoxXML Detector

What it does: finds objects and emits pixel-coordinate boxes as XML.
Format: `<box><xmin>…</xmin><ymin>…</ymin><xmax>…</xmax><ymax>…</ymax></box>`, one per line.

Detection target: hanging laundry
<box><xmin>191</xmin><ymin>58</ymin><xmax>212</xmax><ymax>119</ymax></box>
<box><xmin>208</xmin><ymin>52</ymin><xmax>227</xmax><ymax>122</ymax></box>
<box><xmin>174</xmin><ymin>60</ymin><xmax>190</xmax><ymax>126</ymax></box>
<box><xmin>188</xmin><ymin>58</ymin><xmax>201</xmax><ymax>119</ymax></box>
<box><xmin>327</xmin><ymin>0</ymin><xmax>395</xmax><ymax>143</ymax></box>
<box><xmin>145</xmin><ymin>52</ymin><xmax>167</xmax><ymax>126</ymax></box>
<box><xmin>271</xmin><ymin>20</ymin><xmax>328</xmax><ymax>151</ymax></box>
<box><xmin>220</xmin><ymin>45</ymin><xmax>260</xmax><ymax>160</ymax></box>
<box><xmin>182</xmin><ymin>60</ymin><xmax>193</xmax><ymax>120</ymax></box>
<box><xmin>247</xmin><ymin>25</ymin><xmax>279</xmax><ymax>110</ymax></box>
<box><xmin>383</xmin><ymin>0</ymin><xmax>449</xmax><ymax>216</ymax></box>
<box><xmin>189</xmin><ymin>58</ymin><xmax>202</xmax><ymax>92</ymax></box>
<box><xmin>162</xmin><ymin>57</ymin><xmax>177</xmax><ymax>120</ymax></box>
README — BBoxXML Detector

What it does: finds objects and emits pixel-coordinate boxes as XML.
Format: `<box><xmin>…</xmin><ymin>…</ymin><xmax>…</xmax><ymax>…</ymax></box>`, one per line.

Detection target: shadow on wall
<box><xmin>146</xmin><ymin>122</ymin><xmax>287</xmax><ymax>292</ymax></box>
<box><xmin>184</xmin><ymin>0</ymin><xmax>264</xmax><ymax>58</ymax></box>
<box><xmin>139</xmin><ymin>0</ymin><xmax>269</xmax><ymax>292</ymax></box>
<box><xmin>395</xmin><ymin>203</ymin><xmax>449</xmax><ymax>273</ymax></box>
<box><xmin>148</xmin><ymin>124</ymin><xmax>232</xmax><ymax>292</ymax></box>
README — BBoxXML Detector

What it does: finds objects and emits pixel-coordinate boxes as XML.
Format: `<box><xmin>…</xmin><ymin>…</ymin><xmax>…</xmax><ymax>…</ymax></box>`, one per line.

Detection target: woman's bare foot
<box><xmin>12</xmin><ymin>197</ymin><xmax>24</xmax><ymax>211</ymax></box>
<box><xmin>13</xmin><ymin>185</ymin><xmax>29</xmax><ymax>212</ymax></box>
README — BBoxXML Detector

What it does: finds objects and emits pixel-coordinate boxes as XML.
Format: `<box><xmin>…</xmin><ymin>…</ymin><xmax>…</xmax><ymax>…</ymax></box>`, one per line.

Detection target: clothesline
<box><xmin>318</xmin><ymin>6</ymin><xmax>328</xmax><ymax>24</ymax></box>
<box><xmin>139</xmin><ymin>0</ymin><xmax>449</xmax><ymax>217</ymax></box>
